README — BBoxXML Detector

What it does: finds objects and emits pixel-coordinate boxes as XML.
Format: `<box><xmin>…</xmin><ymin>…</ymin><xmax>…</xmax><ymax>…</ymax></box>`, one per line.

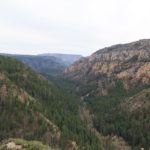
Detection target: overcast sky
<box><xmin>0</xmin><ymin>0</ymin><xmax>150</xmax><ymax>56</ymax></box>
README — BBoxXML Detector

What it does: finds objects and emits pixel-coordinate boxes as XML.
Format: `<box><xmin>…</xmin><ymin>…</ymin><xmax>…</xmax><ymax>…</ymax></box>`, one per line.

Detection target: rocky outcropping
<box><xmin>65</xmin><ymin>39</ymin><xmax>150</xmax><ymax>95</ymax></box>
<box><xmin>0</xmin><ymin>139</ymin><xmax>56</xmax><ymax>150</ymax></box>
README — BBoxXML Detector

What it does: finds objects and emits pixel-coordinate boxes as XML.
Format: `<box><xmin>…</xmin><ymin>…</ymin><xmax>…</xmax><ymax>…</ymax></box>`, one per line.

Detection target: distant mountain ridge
<box><xmin>0</xmin><ymin>53</ymin><xmax>82</xmax><ymax>76</ymax></box>
<box><xmin>39</xmin><ymin>53</ymin><xmax>82</xmax><ymax>65</ymax></box>
<box><xmin>93</xmin><ymin>39</ymin><xmax>150</xmax><ymax>54</ymax></box>
<box><xmin>14</xmin><ymin>55</ymin><xmax>65</xmax><ymax>76</ymax></box>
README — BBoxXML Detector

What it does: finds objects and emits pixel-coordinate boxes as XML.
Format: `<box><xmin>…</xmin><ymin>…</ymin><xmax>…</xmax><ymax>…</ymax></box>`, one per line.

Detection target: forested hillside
<box><xmin>0</xmin><ymin>55</ymin><xmax>101</xmax><ymax>150</ymax></box>
<box><xmin>65</xmin><ymin>39</ymin><xmax>150</xmax><ymax>150</ymax></box>
<box><xmin>0</xmin><ymin>39</ymin><xmax>150</xmax><ymax>150</ymax></box>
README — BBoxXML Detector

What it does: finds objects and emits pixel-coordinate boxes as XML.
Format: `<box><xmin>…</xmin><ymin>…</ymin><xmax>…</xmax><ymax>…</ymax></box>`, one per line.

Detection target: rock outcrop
<box><xmin>65</xmin><ymin>39</ymin><xmax>150</xmax><ymax>94</ymax></box>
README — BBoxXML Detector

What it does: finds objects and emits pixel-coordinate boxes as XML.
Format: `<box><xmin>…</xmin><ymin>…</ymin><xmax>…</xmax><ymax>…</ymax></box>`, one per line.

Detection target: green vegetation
<box><xmin>1</xmin><ymin>55</ymin><xmax>149</xmax><ymax>150</ymax></box>
<box><xmin>0</xmin><ymin>56</ymin><xmax>101</xmax><ymax>149</ymax></box>
<box><xmin>0</xmin><ymin>68</ymin><xmax>59</xmax><ymax>147</ymax></box>
<box><xmin>0</xmin><ymin>138</ymin><xmax>57</xmax><ymax>150</ymax></box>
<box><xmin>81</xmin><ymin>82</ymin><xmax>150</xmax><ymax>150</ymax></box>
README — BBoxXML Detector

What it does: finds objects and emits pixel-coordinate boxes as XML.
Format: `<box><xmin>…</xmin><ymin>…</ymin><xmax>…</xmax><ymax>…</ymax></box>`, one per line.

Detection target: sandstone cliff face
<box><xmin>65</xmin><ymin>39</ymin><xmax>150</xmax><ymax>95</ymax></box>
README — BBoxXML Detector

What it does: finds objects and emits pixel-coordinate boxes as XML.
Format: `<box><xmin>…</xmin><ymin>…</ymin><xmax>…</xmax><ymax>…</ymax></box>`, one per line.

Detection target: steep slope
<box><xmin>90</xmin><ymin>87</ymin><xmax>150</xmax><ymax>150</ymax></box>
<box><xmin>79</xmin><ymin>95</ymin><xmax>132</xmax><ymax>150</ymax></box>
<box><xmin>0</xmin><ymin>56</ymin><xmax>60</xmax><ymax>148</ymax></box>
<box><xmin>0</xmin><ymin>55</ymin><xmax>102</xmax><ymax>150</ymax></box>
<box><xmin>64</xmin><ymin>39</ymin><xmax>150</xmax><ymax>149</ymax></box>
<box><xmin>65</xmin><ymin>39</ymin><xmax>150</xmax><ymax>95</ymax></box>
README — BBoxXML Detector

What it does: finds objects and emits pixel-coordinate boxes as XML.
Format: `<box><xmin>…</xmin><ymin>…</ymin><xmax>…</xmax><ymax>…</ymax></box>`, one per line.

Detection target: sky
<box><xmin>0</xmin><ymin>0</ymin><xmax>150</xmax><ymax>56</ymax></box>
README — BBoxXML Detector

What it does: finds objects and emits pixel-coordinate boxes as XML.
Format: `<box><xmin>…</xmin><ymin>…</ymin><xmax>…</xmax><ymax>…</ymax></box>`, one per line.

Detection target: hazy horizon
<box><xmin>0</xmin><ymin>51</ymin><xmax>84</xmax><ymax>56</ymax></box>
<box><xmin>0</xmin><ymin>0</ymin><xmax>150</xmax><ymax>56</ymax></box>
<box><xmin>0</xmin><ymin>38</ymin><xmax>149</xmax><ymax>57</ymax></box>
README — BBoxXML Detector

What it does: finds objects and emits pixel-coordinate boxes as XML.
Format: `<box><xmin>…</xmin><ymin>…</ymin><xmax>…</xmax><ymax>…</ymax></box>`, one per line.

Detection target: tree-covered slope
<box><xmin>64</xmin><ymin>39</ymin><xmax>150</xmax><ymax>150</ymax></box>
<box><xmin>0</xmin><ymin>55</ymin><xmax>101</xmax><ymax>150</ymax></box>
<box><xmin>89</xmin><ymin>84</ymin><xmax>150</xmax><ymax>150</ymax></box>
<box><xmin>0</xmin><ymin>56</ymin><xmax>61</xmax><ymax>148</ymax></box>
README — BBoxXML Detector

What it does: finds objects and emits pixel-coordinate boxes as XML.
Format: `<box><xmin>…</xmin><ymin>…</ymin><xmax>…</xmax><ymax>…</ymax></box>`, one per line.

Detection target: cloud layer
<box><xmin>0</xmin><ymin>0</ymin><xmax>150</xmax><ymax>56</ymax></box>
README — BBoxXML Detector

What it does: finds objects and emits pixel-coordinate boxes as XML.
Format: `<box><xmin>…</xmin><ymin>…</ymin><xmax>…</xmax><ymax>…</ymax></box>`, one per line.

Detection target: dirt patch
<box><xmin>6</xmin><ymin>142</ymin><xmax>23</xmax><ymax>150</ymax></box>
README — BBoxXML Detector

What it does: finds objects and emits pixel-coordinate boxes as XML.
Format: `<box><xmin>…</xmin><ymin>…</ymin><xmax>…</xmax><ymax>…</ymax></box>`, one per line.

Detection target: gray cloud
<box><xmin>0</xmin><ymin>0</ymin><xmax>150</xmax><ymax>56</ymax></box>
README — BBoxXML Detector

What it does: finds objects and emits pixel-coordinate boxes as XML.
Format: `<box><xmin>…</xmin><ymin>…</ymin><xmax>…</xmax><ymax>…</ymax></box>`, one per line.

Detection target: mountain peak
<box><xmin>93</xmin><ymin>39</ymin><xmax>150</xmax><ymax>55</ymax></box>
<box><xmin>65</xmin><ymin>39</ymin><xmax>150</xmax><ymax>90</ymax></box>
